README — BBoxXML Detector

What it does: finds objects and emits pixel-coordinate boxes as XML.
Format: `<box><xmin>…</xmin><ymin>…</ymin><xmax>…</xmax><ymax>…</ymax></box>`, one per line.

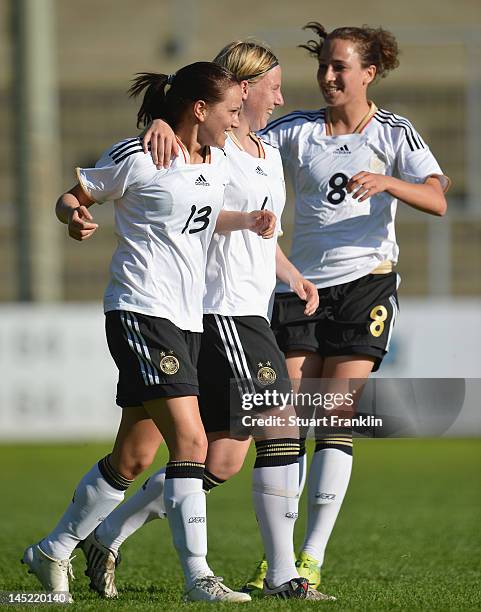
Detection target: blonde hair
<box><xmin>213</xmin><ymin>40</ymin><xmax>279</xmax><ymax>83</ymax></box>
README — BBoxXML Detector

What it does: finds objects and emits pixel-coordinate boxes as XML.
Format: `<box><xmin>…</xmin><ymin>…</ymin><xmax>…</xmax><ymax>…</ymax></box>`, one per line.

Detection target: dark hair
<box><xmin>128</xmin><ymin>61</ymin><xmax>240</xmax><ymax>128</ymax></box>
<box><xmin>299</xmin><ymin>22</ymin><xmax>400</xmax><ymax>80</ymax></box>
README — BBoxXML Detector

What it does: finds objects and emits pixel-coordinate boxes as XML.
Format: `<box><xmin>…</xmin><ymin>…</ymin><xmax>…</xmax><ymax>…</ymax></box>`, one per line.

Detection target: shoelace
<box><xmin>60</xmin><ymin>555</ymin><xmax>76</xmax><ymax>581</ymax></box>
<box><xmin>196</xmin><ymin>576</ymin><xmax>229</xmax><ymax>596</ymax></box>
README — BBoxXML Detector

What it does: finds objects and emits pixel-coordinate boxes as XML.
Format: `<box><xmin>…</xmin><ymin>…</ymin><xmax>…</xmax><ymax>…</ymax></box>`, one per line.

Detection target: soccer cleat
<box><xmin>306</xmin><ymin>587</ymin><xmax>337</xmax><ymax>601</ymax></box>
<box><xmin>296</xmin><ymin>550</ymin><xmax>321</xmax><ymax>589</ymax></box>
<box><xmin>184</xmin><ymin>575</ymin><xmax>251</xmax><ymax>602</ymax></box>
<box><xmin>79</xmin><ymin>531</ymin><xmax>120</xmax><ymax>599</ymax></box>
<box><xmin>21</xmin><ymin>543</ymin><xmax>74</xmax><ymax>602</ymax></box>
<box><xmin>240</xmin><ymin>556</ymin><xmax>267</xmax><ymax>594</ymax></box>
<box><xmin>263</xmin><ymin>576</ymin><xmax>310</xmax><ymax>599</ymax></box>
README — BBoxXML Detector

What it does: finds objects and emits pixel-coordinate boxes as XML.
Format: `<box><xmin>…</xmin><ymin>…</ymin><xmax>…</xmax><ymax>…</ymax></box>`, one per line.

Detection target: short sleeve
<box><xmin>394</xmin><ymin>124</ymin><xmax>451</xmax><ymax>193</ymax></box>
<box><xmin>258</xmin><ymin>115</ymin><xmax>294</xmax><ymax>159</ymax></box>
<box><xmin>77</xmin><ymin>138</ymin><xmax>153</xmax><ymax>203</ymax></box>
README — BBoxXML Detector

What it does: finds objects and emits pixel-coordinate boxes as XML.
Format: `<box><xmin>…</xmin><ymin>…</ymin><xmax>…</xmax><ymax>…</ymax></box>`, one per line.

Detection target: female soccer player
<box><xmin>74</xmin><ymin>42</ymin><xmax>327</xmax><ymax>601</ymax></box>
<box><xmin>21</xmin><ymin>61</ymin><xmax>276</xmax><ymax>603</ymax></box>
<box><xmin>95</xmin><ymin>24</ymin><xmax>449</xmax><ymax>599</ymax></box>
<box><xmin>248</xmin><ymin>22</ymin><xmax>449</xmax><ymax>591</ymax></box>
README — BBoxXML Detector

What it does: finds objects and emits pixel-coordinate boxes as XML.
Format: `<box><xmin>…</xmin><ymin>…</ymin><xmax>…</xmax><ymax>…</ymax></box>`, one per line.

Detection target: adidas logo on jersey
<box><xmin>255</xmin><ymin>166</ymin><xmax>268</xmax><ymax>176</ymax></box>
<box><xmin>333</xmin><ymin>144</ymin><xmax>351</xmax><ymax>155</ymax></box>
<box><xmin>195</xmin><ymin>174</ymin><xmax>210</xmax><ymax>186</ymax></box>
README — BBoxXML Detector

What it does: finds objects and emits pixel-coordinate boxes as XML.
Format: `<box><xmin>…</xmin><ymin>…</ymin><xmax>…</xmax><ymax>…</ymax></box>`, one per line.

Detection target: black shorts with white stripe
<box><xmin>271</xmin><ymin>272</ymin><xmax>399</xmax><ymax>372</ymax></box>
<box><xmin>105</xmin><ymin>310</ymin><xmax>201</xmax><ymax>407</ymax></box>
<box><xmin>198</xmin><ymin>314</ymin><xmax>290</xmax><ymax>434</ymax></box>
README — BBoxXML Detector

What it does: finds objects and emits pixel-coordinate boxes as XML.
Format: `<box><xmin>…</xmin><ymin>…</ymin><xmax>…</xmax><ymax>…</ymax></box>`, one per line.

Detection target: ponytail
<box><xmin>299</xmin><ymin>22</ymin><xmax>400</xmax><ymax>80</ymax></box>
<box><xmin>128</xmin><ymin>62</ymin><xmax>239</xmax><ymax>129</ymax></box>
<box><xmin>128</xmin><ymin>73</ymin><xmax>169</xmax><ymax>128</ymax></box>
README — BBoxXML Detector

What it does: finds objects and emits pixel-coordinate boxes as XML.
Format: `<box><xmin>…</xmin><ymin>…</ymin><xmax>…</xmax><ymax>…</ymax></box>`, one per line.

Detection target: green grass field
<box><xmin>1</xmin><ymin>439</ymin><xmax>480</xmax><ymax>611</ymax></box>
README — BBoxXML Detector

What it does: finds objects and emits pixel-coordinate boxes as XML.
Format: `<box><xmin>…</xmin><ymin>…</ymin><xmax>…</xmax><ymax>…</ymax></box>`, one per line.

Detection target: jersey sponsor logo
<box><xmin>188</xmin><ymin>516</ymin><xmax>206</xmax><ymax>523</ymax></box>
<box><xmin>333</xmin><ymin>144</ymin><xmax>351</xmax><ymax>155</ymax></box>
<box><xmin>159</xmin><ymin>351</ymin><xmax>180</xmax><ymax>375</ymax></box>
<box><xmin>195</xmin><ymin>174</ymin><xmax>210</xmax><ymax>186</ymax></box>
<box><xmin>315</xmin><ymin>492</ymin><xmax>336</xmax><ymax>500</ymax></box>
<box><xmin>256</xmin><ymin>361</ymin><xmax>277</xmax><ymax>385</ymax></box>
<box><xmin>255</xmin><ymin>165</ymin><xmax>268</xmax><ymax>176</ymax></box>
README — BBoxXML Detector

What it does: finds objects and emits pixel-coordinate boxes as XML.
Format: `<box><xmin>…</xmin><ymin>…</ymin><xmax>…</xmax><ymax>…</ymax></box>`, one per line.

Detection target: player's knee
<box><xmin>206</xmin><ymin>455</ymin><xmax>244</xmax><ymax>481</ymax></box>
<box><xmin>117</xmin><ymin>451</ymin><xmax>156</xmax><ymax>480</ymax></box>
<box><xmin>174</xmin><ymin>431</ymin><xmax>208</xmax><ymax>463</ymax></box>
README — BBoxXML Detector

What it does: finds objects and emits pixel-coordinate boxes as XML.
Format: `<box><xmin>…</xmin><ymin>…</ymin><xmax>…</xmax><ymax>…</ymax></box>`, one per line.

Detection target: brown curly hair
<box><xmin>299</xmin><ymin>22</ymin><xmax>400</xmax><ymax>80</ymax></box>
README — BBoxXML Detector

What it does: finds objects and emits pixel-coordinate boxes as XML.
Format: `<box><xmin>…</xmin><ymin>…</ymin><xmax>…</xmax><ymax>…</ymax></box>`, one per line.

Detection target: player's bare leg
<box><xmin>142</xmin><ymin>397</ymin><xmax>250</xmax><ymax>602</ymax></box>
<box><xmin>82</xmin><ymin>432</ymin><xmax>250</xmax><ymax>598</ymax></box>
<box><xmin>22</xmin><ymin>406</ymin><xmax>158</xmax><ymax>598</ymax></box>
<box><xmin>296</xmin><ymin>354</ymin><xmax>374</xmax><ymax>591</ymax></box>
<box><xmin>242</xmin><ymin>352</ymin><xmax>323</xmax><ymax>594</ymax></box>
<box><xmin>81</xmin><ymin>410</ymin><xmax>163</xmax><ymax>597</ymax></box>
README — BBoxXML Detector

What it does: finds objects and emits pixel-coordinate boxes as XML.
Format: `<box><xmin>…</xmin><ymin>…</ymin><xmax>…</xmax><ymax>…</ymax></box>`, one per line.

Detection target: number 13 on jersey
<box><xmin>182</xmin><ymin>205</ymin><xmax>213</xmax><ymax>234</ymax></box>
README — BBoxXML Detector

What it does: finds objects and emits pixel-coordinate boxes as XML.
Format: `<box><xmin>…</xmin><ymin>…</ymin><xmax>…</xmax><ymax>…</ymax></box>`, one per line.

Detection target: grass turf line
<box><xmin>1</xmin><ymin>439</ymin><xmax>480</xmax><ymax>610</ymax></box>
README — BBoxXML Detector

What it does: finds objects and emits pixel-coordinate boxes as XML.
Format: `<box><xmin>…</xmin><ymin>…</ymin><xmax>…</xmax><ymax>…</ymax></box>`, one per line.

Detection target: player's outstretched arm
<box><xmin>215</xmin><ymin>210</ymin><xmax>277</xmax><ymax>239</ymax></box>
<box><xmin>142</xmin><ymin>119</ymin><xmax>179</xmax><ymax>169</ymax></box>
<box><xmin>275</xmin><ymin>244</ymin><xmax>319</xmax><ymax>316</ymax></box>
<box><xmin>347</xmin><ymin>173</ymin><xmax>448</xmax><ymax>216</ymax></box>
<box><xmin>56</xmin><ymin>184</ymin><xmax>98</xmax><ymax>242</ymax></box>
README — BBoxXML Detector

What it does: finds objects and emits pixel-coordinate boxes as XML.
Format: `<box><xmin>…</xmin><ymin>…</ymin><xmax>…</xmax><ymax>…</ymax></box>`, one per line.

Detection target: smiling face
<box><xmin>317</xmin><ymin>38</ymin><xmax>376</xmax><ymax>108</ymax></box>
<box><xmin>198</xmin><ymin>84</ymin><xmax>243</xmax><ymax>147</ymax></box>
<box><xmin>243</xmin><ymin>65</ymin><xmax>284</xmax><ymax>132</ymax></box>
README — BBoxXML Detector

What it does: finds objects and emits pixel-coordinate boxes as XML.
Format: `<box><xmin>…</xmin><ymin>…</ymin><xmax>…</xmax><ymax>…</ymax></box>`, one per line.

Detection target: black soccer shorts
<box><xmin>105</xmin><ymin>310</ymin><xmax>201</xmax><ymax>407</ymax></box>
<box><xmin>271</xmin><ymin>272</ymin><xmax>399</xmax><ymax>372</ymax></box>
<box><xmin>198</xmin><ymin>314</ymin><xmax>291</xmax><ymax>433</ymax></box>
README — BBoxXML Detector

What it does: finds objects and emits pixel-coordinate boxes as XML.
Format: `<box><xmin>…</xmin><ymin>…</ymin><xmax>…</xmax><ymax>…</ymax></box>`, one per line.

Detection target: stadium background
<box><xmin>0</xmin><ymin>1</ymin><xmax>479</xmax><ymax>609</ymax></box>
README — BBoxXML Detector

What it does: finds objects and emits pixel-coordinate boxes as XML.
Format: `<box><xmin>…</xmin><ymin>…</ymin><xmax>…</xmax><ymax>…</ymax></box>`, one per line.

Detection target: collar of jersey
<box><xmin>325</xmin><ymin>101</ymin><xmax>378</xmax><ymax>136</ymax></box>
<box><xmin>226</xmin><ymin>131</ymin><xmax>266</xmax><ymax>159</ymax></box>
<box><xmin>175</xmin><ymin>136</ymin><xmax>211</xmax><ymax>164</ymax></box>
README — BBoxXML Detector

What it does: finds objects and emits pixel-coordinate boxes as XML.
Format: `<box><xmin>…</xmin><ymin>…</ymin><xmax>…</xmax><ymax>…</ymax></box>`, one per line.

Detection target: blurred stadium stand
<box><xmin>0</xmin><ymin>0</ymin><xmax>480</xmax><ymax>301</ymax></box>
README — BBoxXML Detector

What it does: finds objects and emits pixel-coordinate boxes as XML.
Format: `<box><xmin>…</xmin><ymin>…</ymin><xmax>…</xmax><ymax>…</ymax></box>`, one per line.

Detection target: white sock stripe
<box><xmin>213</xmin><ymin>315</ymin><xmax>250</xmax><ymax>397</ymax></box>
<box><xmin>224</xmin><ymin>317</ymin><xmax>256</xmax><ymax>395</ymax></box>
<box><xmin>128</xmin><ymin>312</ymin><xmax>161</xmax><ymax>384</ymax></box>
<box><xmin>386</xmin><ymin>295</ymin><xmax>398</xmax><ymax>351</ymax></box>
<box><xmin>120</xmin><ymin>311</ymin><xmax>150</xmax><ymax>385</ymax></box>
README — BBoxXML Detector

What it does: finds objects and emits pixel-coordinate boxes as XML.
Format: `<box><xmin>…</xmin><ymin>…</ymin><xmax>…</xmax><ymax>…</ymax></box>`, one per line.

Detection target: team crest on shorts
<box><xmin>159</xmin><ymin>351</ymin><xmax>180</xmax><ymax>375</ymax></box>
<box><xmin>256</xmin><ymin>361</ymin><xmax>277</xmax><ymax>386</ymax></box>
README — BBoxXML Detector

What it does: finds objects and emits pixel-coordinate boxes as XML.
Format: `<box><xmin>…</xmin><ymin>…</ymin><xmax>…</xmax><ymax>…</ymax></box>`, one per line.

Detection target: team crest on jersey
<box><xmin>159</xmin><ymin>351</ymin><xmax>180</xmax><ymax>375</ymax></box>
<box><xmin>369</xmin><ymin>155</ymin><xmax>386</xmax><ymax>174</ymax></box>
<box><xmin>256</xmin><ymin>361</ymin><xmax>277</xmax><ymax>385</ymax></box>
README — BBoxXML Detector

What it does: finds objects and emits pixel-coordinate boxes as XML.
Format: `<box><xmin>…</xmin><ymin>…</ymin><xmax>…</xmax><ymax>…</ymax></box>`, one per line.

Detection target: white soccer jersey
<box><xmin>77</xmin><ymin>137</ymin><xmax>228</xmax><ymax>332</ymax></box>
<box><xmin>259</xmin><ymin>105</ymin><xmax>449</xmax><ymax>291</ymax></box>
<box><xmin>203</xmin><ymin>134</ymin><xmax>285</xmax><ymax>319</ymax></box>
